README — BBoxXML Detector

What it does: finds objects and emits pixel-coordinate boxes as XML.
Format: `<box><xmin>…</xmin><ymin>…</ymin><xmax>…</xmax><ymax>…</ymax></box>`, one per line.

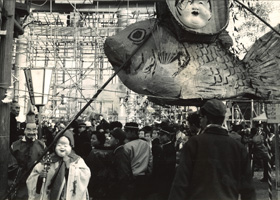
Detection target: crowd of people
<box><xmin>9</xmin><ymin>99</ymin><xmax>279</xmax><ymax>200</ymax></box>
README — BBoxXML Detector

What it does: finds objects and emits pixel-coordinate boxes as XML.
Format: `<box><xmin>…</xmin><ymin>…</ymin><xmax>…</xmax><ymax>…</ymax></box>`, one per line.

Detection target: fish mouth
<box><xmin>104</xmin><ymin>39</ymin><xmax>125</xmax><ymax>68</ymax></box>
<box><xmin>191</xmin><ymin>11</ymin><xmax>199</xmax><ymax>16</ymax></box>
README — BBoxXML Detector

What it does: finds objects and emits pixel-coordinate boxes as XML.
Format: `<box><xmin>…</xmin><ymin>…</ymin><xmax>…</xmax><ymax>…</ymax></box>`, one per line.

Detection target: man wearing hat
<box><xmin>152</xmin><ymin>124</ymin><xmax>176</xmax><ymax>200</ymax></box>
<box><xmin>122</xmin><ymin>122</ymin><xmax>153</xmax><ymax>199</ymax></box>
<box><xmin>73</xmin><ymin>121</ymin><xmax>91</xmax><ymax>158</ymax></box>
<box><xmin>169</xmin><ymin>99</ymin><xmax>256</xmax><ymax>200</ymax></box>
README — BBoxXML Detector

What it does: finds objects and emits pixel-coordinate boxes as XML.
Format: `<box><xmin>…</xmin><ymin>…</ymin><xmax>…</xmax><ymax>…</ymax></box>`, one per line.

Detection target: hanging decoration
<box><xmin>104</xmin><ymin>0</ymin><xmax>280</xmax><ymax>106</ymax></box>
<box><xmin>2</xmin><ymin>86</ymin><xmax>14</xmax><ymax>104</ymax></box>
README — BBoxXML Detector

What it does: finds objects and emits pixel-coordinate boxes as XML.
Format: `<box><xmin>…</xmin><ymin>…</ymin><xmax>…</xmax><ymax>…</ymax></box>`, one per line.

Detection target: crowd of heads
<box><xmin>15</xmin><ymin>98</ymin><xmax>275</xmax><ymax>155</ymax></box>
<box><xmin>38</xmin><ymin>112</ymin><xmax>202</xmax><ymax>150</ymax></box>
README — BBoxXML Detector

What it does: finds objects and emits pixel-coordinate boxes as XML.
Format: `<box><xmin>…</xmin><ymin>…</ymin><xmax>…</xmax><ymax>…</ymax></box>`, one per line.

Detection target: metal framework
<box><xmin>16</xmin><ymin>1</ymin><xmax>156</xmax><ymax>121</ymax></box>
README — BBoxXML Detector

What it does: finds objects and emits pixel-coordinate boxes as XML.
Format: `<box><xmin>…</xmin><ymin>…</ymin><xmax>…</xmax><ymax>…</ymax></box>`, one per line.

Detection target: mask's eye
<box><xmin>128</xmin><ymin>29</ymin><xmax>146</xmax><ymax>44</ymax></box>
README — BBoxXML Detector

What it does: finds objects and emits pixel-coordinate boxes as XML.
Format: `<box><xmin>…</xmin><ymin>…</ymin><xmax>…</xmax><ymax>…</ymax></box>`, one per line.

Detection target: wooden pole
<box><xmin>2</xmin><ymin>18</ymin><xmax>155</xmax><ymax>199</ymax></box>
<box><xmin>36</xmin><ymin>105</ymin><xmax>42</xmax><ymax>139</ymax></box>
<box><xmin>0</xmin><ymin>0</ymin><xmax>16</xmax><ymax>199</ymax></box>
<box><xmin>267</xmin><ymin>134</ymin><xmax>273</xmax><ymax>200</ymax></box>
<box><xmin>274</xmin><ymin>124</ymin><xmax>280</xmax><ymax>200</ymax></box>
<box><xmin>250</xmin><ymin>99</ymin><xmax>254</xmax><ymax>128</ymax></box>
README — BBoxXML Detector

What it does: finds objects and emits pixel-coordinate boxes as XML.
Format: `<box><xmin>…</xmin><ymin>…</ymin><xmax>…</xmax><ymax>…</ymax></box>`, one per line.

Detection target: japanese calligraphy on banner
<box><xmin>266</xmin><ymin>103</ymin><xmax>280</xmax><ymax>123</ymax></box>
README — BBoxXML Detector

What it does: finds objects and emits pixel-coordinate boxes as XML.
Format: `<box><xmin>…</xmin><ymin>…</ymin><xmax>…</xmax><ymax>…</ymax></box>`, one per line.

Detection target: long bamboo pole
<box><xmin>2</xmin><ymin>19</ymin><xmax>155</xmax><ymax>200</ymax></box>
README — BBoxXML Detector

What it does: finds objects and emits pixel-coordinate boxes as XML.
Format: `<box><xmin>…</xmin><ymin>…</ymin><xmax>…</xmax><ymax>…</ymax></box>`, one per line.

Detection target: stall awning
<box><xmin>253</xmin><ymin>113</ymin><xmax>267</xmax><ymax>122</ymax></box>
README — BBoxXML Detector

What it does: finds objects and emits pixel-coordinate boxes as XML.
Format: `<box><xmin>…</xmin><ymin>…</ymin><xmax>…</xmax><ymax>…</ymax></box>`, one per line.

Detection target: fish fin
<box><xmin>243</xmin><ymin>24</ymin><xmax>280</xmax><ymax>99</ymax></box>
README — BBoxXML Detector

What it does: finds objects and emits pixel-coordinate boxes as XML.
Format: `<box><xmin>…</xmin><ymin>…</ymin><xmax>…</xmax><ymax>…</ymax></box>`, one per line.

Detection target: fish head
<box><xmin>104</xmin><ymin>19</ymin><xmax>184</xmax><ymax>98</ymax></box>
<box><xmin>104</xmin><ymin>19</ymin><xmax>156</xmax><ymax>70</ymax></box>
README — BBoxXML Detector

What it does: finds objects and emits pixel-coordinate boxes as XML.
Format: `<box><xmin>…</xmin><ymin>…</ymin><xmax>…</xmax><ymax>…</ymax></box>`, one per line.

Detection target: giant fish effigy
<box><xmin>104</xmin><ymin>0</ymin><xmax>280</xmax><ymax>106</ymax></box>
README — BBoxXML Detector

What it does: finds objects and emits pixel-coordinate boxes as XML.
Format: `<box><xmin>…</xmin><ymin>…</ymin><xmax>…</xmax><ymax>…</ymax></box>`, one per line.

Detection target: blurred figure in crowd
<box><xmin>85</xmin><ymin>130</ymin><xmax>115</xmax><ymax>199</ymax></box>
<box><xmin>10</xmin><ymin>101</ymin><xmax>20</xmax><ymax>145</ymax></box>
<box><xmin>186</xmin><ymin>112</ymin><xmax>201</xmax><ymax>136</ymax></box>
<box><xmin>169</xmin><ymin>99</ymin><xmax>256</xmax><ymax>200</ymax></box>
<box><xmin>251</xmin><ymin>123</ymin><xmax>269</xmax><ymax>182</ymax></box>
<box><xmin>121</xmin><ymin>122</ymin><xmax>153</xmax><ymax>200</ymax></box>
<box><xmin>74</xmin><ymin>121</ymin><xmax>91</xmax><ymax>158</ymax></box>
<box><xmin>229</xmin><ymin>124</ymin><xmax>242</xmax><ymax>143</ymax></box>
<box><xmin>152</xmin><ymin>124</ymin><xmax>176</xmax><ymax>200</ymax></box>
<box><xmin>108</xmin><ymin>128</ymin><xmax>128</xmax><ymax>199</ymax></box>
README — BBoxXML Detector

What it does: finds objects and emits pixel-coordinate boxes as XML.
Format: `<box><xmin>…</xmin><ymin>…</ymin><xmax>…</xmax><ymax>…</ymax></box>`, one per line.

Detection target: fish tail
<box><xmin>243</xmin><ymin>24</ymin><xmax>280</xmax><ymax>99</ymax></box>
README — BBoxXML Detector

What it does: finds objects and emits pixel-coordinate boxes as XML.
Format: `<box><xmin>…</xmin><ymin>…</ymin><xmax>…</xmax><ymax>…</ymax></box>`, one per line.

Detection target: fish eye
<box><xmin>128</xmin><ymin>29</ymin><xmax>146</xmax><ymax>44</ymax></box>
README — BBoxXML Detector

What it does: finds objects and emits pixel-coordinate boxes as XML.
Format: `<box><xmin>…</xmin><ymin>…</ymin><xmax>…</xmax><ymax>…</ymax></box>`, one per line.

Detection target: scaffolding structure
<box><xmin>15</xmin><ymin>1</ymin><xmax>156</xmax><ymax>121</ymax></box>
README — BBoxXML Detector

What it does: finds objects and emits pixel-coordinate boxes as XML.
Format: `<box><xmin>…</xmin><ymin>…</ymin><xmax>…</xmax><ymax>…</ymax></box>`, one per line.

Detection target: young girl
<box><xmin>26</xmin><ymin>130</ymin><xmax>91</xmax><ymax>200</ymax></box>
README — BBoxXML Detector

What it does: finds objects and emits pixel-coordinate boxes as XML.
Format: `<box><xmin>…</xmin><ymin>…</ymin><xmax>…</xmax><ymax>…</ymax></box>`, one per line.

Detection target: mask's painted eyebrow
<box><xmin>208</xmin><ymin>0</ymin><xmax>212</xmax><ymax>11</ymax></box>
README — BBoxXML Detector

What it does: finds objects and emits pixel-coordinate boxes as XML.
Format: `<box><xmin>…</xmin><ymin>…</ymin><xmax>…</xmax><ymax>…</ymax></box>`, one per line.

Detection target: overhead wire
<box><xmin>233</xmin><ymin>0</ymin><xmax>280</xmax><ymax>37</ymax></box>
<box><xmin>30</xmin><ymin>0</ymin><xmax>49</xmax><ymax>7</ymax></box>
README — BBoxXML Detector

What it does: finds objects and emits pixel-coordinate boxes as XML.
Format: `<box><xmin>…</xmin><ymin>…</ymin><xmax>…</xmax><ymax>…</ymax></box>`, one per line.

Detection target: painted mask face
<box><xmin>176</xmin><ymin>0</ymin><xmax>212</xmax><ymax>29</ymax></box>
<box><xmin>55</xmin><ymin>136</ymin><xmax>72</xmax><ymax>158</ymax></box>
<box><xmin>24</xmin><ymin>123</ymin><xmax>38</xmax><ymax>140</ymax></box>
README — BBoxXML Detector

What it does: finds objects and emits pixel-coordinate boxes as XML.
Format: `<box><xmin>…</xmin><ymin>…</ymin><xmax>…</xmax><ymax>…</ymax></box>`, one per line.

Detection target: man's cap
<box><xmin>124</xmin><ymin>122</ymin><xmax>139</xmax><ymax>130</ymax></box>
<box><xmin>201</xmin><ymin>99</ymin><xmax>226</xmax><ymax>117</ymax></box>
<box><xmin>78</xmin><ymin>122</ymin><xmax>86</xmax><ymax>127</ymax></box>
<box><xmin>111</xmin><ymin>128</ymin><xmax>126</xmax><ymax>144</ymax></box>
<box><xmin>158</xmin><ymin>124</ymin><xmax>175</xmax><ymax>136</ymax></box>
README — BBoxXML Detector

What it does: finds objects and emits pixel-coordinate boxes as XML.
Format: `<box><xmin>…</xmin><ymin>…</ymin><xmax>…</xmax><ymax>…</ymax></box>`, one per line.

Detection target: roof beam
<box><xmin>31</xmin><ymin>0</ymin><xmax>157</xmax><ymax>12</ymax></box>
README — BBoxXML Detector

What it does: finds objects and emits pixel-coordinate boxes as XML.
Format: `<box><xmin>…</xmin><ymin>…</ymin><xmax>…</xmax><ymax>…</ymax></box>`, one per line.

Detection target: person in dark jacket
<box><xmin>152</xmin><ymin>124</ymin><xmax>176</xmax><ymax>200</ymax></box>
<box><xmin>85</xmin><ymin>130</ymin><xmax>116</xmax><ymax>200</ymax></box>
<box><xmin>108</xmin><ymin>128</ymin><xmax>129</xmax><ymax>199</ymax></box>
<box><xmin>122</xmin><ymin>122</ymin><xmax>153</xmax><ymax>200</ymax></box>
<box><xmin>169</xmin><ymin>99</ymin><xmax>256</xmax><ymax>200</ymax></box>
<box><xmin>10</xmin><ymin>101</ymin><xmax>20</xmax><ymax>145</ymax></box>
<box><xmin>73</xmin><ymin>121</ymin><xmax>91</xmax><ymax>158</ymax></box>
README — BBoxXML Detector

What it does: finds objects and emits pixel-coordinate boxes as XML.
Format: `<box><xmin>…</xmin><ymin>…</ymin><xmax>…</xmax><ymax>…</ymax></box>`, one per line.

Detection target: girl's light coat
<box><xmin>27</xmin><ymin>157</ymin><xmax>91</xmax><ymax>200</ymax></box>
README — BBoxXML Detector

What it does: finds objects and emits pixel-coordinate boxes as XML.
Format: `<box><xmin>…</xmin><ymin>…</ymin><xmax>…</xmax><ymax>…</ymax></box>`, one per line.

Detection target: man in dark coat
<box><xmin>73</xmin><ymin>121</ymin><xmax>91</xmax><ymax>158</ymax></box>
<box><xmin>10</xmin><ymin>101</ymin><xmax>20</xmax><ymax>145</ymax></box>
<box><xmin>169</xmin><ymin>99</ymin><xmax>256</xmax><ymax>200</ymax></box>
<box><xmin>152</xmin><ymin>124</ymin><xmax>176</xmax><ymax>200</ymax></box>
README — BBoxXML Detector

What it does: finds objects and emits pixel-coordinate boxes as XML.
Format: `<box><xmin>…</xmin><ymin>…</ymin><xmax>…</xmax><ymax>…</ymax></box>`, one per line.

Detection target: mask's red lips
<box><xmin>192</xmin><ymin>11</ymin><xmax>199</xmax><ymax>16</ymax></box>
